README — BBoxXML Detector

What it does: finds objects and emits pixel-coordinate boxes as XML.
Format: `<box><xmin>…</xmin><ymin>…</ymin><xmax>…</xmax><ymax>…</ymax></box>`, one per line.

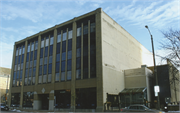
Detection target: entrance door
<box><xmin>41</xmin><ymin>94</ymin><xmax>49</xmax><ymax>110</ymax></box>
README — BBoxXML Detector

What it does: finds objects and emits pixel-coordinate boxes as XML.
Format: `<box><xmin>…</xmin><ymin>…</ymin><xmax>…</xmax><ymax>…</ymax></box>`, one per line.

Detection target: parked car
<box><xmin>121</xmin><ymin>104</ymin><xmax>164</xmax><ymax>112</ymax></box>
<box><xmin>0</xmin><ymin>103</ymin><xmax>9</xmax><ymax>111</ymax></box>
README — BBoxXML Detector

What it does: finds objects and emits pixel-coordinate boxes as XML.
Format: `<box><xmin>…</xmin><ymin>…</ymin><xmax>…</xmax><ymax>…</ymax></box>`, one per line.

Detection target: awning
<box><xmin>119</xmin><ymin>87</ymin><xmax>147</xmax><ymax>94</ymax></box>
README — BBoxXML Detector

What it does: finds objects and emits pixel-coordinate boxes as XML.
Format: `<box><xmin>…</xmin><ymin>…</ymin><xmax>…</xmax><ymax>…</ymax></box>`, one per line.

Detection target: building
<box><xmin>9</xmin><ymin>8</ymin><xmax>154</xmax><ymax>112</ymax></box>
<box><xmin>0</xmin><ymin>67</ymin><xmax>11</xmax><ymax>104</ymax></box>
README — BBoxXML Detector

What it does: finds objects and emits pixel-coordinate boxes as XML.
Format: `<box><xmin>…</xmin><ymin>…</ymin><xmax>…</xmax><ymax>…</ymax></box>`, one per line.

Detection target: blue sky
<box><xmin>0</xmin><ymin>0</ymin><xmax>180</xmax><ymax>68</ymax></box>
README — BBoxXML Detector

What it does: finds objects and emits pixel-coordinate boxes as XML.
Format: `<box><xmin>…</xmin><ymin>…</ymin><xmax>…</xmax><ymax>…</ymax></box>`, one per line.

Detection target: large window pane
<box><xmin>34</xmin><ymin>50</ymin><xmax>37</xmax><ymax>60</ymax></box>
<box><xmin>50</xmin><ymin>36</ymin><xmax>54</xmax><ymax>45</ymax></box>
<box><xmin>30</xmin><ymin>61</ymin><xmax>33</xmax><ymax>68</ymax></box>
<box><xmin>76</xmin><ymin>69</ymin><xmax>81</xmax><ymax>79</ymax></box>
<box><xmin>39</xmin><ymin>66</ymin><xmax>42</xmax><ymax>75</ymax></box>
<box><xmin>31</xmin><ymin>42</ymin><xmax>34</xmax><ymax>51</ymax></box>
<box><xmin>16</xmin><ymin>48</ymin><xmax>19</xmax><ymax>56</ymax></box>
<box><xmin>45</xmin><ymin>38</ymin><xmax>49</xmax><ymax>46</ymax></box>
<box><xmin>44</xmin><ymin>57</ymin><xmax>47</xmax><ymax>64</ymax></box>
<box><xmin>35</xmin><ymin>41</ymin><xmax>38</xmax><ymax>50</ymax></box>
<box><xmin>18</xmin><ymin>55</ymin><xmax>21</xmax><ymax>64</ymax></box>
<box><xmin>63</xmin><ymin>32</ymin><xmax>67</xmax><ymax>41</ymax></box>
<box><xmin>49</xmin><ymin>56</ymin><xmax>52</xmax><ymax>64</ymax></box>
<box><xmin>40</xmin><ymin>58</ymin><xmax>43</xmax><ymax>65</ymax></box>
<box><xmin>21</xmin><ymin>63</ymin><xmax>23</xmax><ymax>69</ymax></box>
<box><xmin>67</xmin><ymin>60</ymin><xmax>71</xmax><ymax>71</ymax></box>
<box><xmin>29</xmin><ymin>68</ymin><xmax>32</xmax><ymax>77</ymax></box>
<box><xmin>55</xmin><ymin>73</ymin><xmax>59</xmax><ymax>82</ymax></box>
<box><xmin>21</xmin><ymin>54</ymin><xmax>24</xmax><ymax>63</ymax></box>
<box><xmin>26</xmin><ymin>53</ymin><xmax>29</xmax><ymax>62</ymax></box>
<box><xmin>83</xmin><ymin>25</ymin><xmax>88</xmax><ymax>35</ymax></box>
<box><xmin>33</xmin><ymin>67</ymin><xmax>36</xmax><ymax>77</ymax></box>
<box><xmin>83</xmin><ymin>68</ymin><xmax>88</xmax><ymax>79</ymax></box>
<box><xmin>26</xmin><ymin>62</ymin><xmax>29</xmax><ymax>68</ymax></box>
<box><xmin>90</xmin><ymin>23</ymin><xmax>95</xmax><ymax>33</ymax></box>
<box><xmin>22</xmin><ymin>45</ymin><xmax>25</xmax><ymax>54</ymax></box>
<box><xmin>23</xmin><ymin>92</ymin><xmax>34</xmax><ymax>107</ymax></box>
<box><xmin>68</xmin><ymin>51</ymin><xmax>72</xmax><ymax>60</ymax></box>
<box><xmin>38</xmin><ymin>76</ymin><xmax>42</xmax><ymax>83</ymax></box>
<box><xmin>18</xmin><ymin>64</ymin><xmax>20</xmax><ymax>70</ymax></box>
<box><xmin>48</xmin><ymin>64</ymin><xmax>52</xmax><ymax>74</ymax></box>
<box><xmin>62</xmin><ymin>52</ymin><xmax>66</xmax><ymax>61</ymax></box>
<box><xmin>56</xmin><ymin>43</ymin><xmax>60</xmax><ymax>54</ymax></box>
<box><xmin>76</xmin><ymin>58</ymin><xmax>81</xmax><ymax>69</ymax></box>
<box><xmin>40</xmin><ymin>48</ymin><xmax>43</xmax><ymax>58</ymax></box>
<box><xmin>33</xmin><ymin>60</ymin><xmax>36</xmax><ymax>67</ymax></box>
<box><xmin>19</xmin><ymin>47</ymin><xmax>22</xmax><ymax>55</ymax></box>
<box><xmin>43</xmin><ymin>75</ymin><xmax>47</xmax><ymax>83</ymax></box>
<box><xmin>44</xmin><ymin>47</ymin><xmax>48</xmax><ymax>57</ymax></box>
<box><xmin>76</xmin><ymin>48</ymin><xmax>81</xmax><ymax>57</ymax></box>
<box><xmin>48</xmin><ymin>74</ymin><xmax>51</xmax><ymax>83</ymax></box>
<box><xmin>27</xmin><ymin>44</ymin><xmax>30</xmax><ymax>52</ymax></box>
<box><xmin>83</xmin><ymin>46</ymin><xmax>88</xmax><ymax>56</ymax></box>
<box><xmin>76</xmin><ymin>37</ymin><xmax>81</xmax><ymax>48</ymax></box>
<box><xmin>68</xmin><ymin>30</ymin><xmax>72</xmax><ymax>39</ymax></box>
<box><xmin>57</xmin><ymin>33</ymin><xmax>61</xmax><ymax>43</ymax></box>
<box><xmin>61</xmin><ymin>61</ymin><xmax>65</xmax><ymax>72</ymax></box>
<box><xmin>28</xmin><ymin>77</ymin><xmax>31</xmax><ymax>85</ymax></box>
<box><xmin>41</xmin><ymin>39</ymin><xmax>44</xmax><ymax>48</ymax></box>
<box><xmin>56</xmin><ymin>54</ymin><xmax>60</xmax><ymax>62</ymax></box>
<box><xmin>67</xmin><ymin>71</ymin><xmax>71</xmax><ymax>80</ymax></box>
<box><xmin>61</xmin><ymin>72</ymin><xmax>65</xmax><ymax>81</ymax></box>
<box><xmin>77</xmin><ymin>27</ymin><xmax>81</xmax><ymax>37</ymax></box>
<box><xmin>32</xmin><ymin>77</ymin><xmax>35</xmax><ymax>84</ymax></box>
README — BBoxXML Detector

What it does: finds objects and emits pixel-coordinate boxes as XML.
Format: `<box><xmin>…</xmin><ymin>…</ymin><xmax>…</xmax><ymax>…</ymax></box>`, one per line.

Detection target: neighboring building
<box><xmin>0</xmin><ymin>67</ymin><xmax>11</xmax><ymax>104</ymax></box>
<box><xmin>9</xmin><ymin>8</ymin><xmax>153</xmax><ymax>112</ymax></box>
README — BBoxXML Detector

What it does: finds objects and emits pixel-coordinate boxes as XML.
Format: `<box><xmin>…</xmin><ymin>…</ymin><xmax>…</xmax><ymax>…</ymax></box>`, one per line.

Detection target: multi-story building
<box><xmin>9</xmin><ymin>8</ymin><xmax>153</xmax><ymax>112</ymax></box>
<box><xmin>0</xmin><ymin>67</ymin><xmax>11</xmax><ymax>103</ymax></box>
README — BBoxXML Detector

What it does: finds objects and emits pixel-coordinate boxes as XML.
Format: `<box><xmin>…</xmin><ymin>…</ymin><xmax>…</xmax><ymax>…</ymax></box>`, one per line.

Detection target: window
<box><xmin>68</xmin><ymin>51</ymin><xmax>72</xmax><ymax>60</ymax></box>
<box><xmin>76</xmin><ymin>58</ymin><xmax>81</xmax><ymax>69</ymax></box>
<box><xmin>83</xmin><ymin>25</ymin><xmax>88</xmax><ymax>35</ymax></box>
<box><xmin>83</xmin><ymin>46</ymin><xmax>88</xmax><ymax>56</ymax></box>
<box><xmin>40</xmin><ymin>48</ymin><xmax>43</xmax><ymax>58</ymax></box>
<box><xmin>38</xmin><ymin>76</ymin><xmax>42</xmax><ymax>83</ymax></box>
<box><xmin>26</xmin><ymin>53</ymin><xmax>29</xmax><ymax>62</ymax></box>
<box><xmin>15</xmin><ymin>56</ymin><xmax>18</xmax><ymax>65</ymax></box>
<box><xmin>14</xmin><ymin>65</ymin><xmax>17</xmax><ymax>71</ymax></box>
<box><xmin>83</xmin><ymin>68</ymin><xmax>88</xmax><ymax>79</ymax></box>
<box><xmin>35</xmin><ymin>41</ymin><xmax>38</xmax><ymax>50</ymax></box>
<box><xmin>13</xmin><ymin>72</ymin><xmax>16</xmax><ymax>80</ymax></box>
<box><xmin>67</xmin><ymin>71</ymin><xmax>71</xmax><ymax>80</ymax></box>
<box><xmin>55</xmin><ymin>73</ymin><xmax>59</xmax><ymax>82</ymax></box>
<box><xmin>22</xmin><ymin>45</ymin><xmax>25</xmax><ymax>54</ymax></box>
<box><xmin>44</xmin><ymin>47</ymin><xmax>48</xmax><ymax>57</ymax></box>
<box><xmin>21</xmin><ymin>54</ymin><xmax>24</xmax><ymax>63</ymax></box>
<box><xmin>41</xmin><ymin>39</ymin><xmax>44</xmax><ymax>48</ymax></box>
<box><xmin>68</xmin><ymin>39</ymin><xmax>72</xmax><ymax>51</ymax></box>
<box><xmin>43</xmin><ymin>75</ymin><xmax>47</xmax><ymax>83</ymax></box>
<box><xmin>18</xmin><ymin>55</ymin><xmax>21</xmax><ymax>64</ymax></box>
<box><xmin>25</xmin><ymin>69</ymin><xmax>28</xmax><ymax>78</ymax></box>
<box><xmin>49</xmin><ymin>56</ymin><xmax>52</xmax><ymax>64</ymax></box>
<box><xmin>20</xmin><ymin>70</ymin><xmax>22</xmax><ymax>79</ymax></box>
<box><xmin>23</xmin><ymin>92</ymin><xmax>34</xmax><ymax>107</ymax></box>
<box><xmin>19</xmin><ymin>47</ymin><xmax>21</xmax><ymax>55</ymax></box>
<box><xmin>48</xmin><ymin>74</ymin><xmax>51</xmax><ymax>82</ymax></box>
<box><xmin>34</xmin><ymin>50</ymin><xmax>37</xmax><ymax>60</ymax></box>
<box><xmin>56</xmin><ymin>62</ymin><xmax>60</xmax><ymax>73</ymax></box>
<box><xmin>68</xmin><ymin>30</ymin><xmax>72</xmax><ymax>39</ymax></box>
<box><xmin>56</xmin><ymin>54</ymin><xmax>60</xmax><ymax>62</ymax></box>
<box><xmin>62</xmin><ymin>52</ymin><xmax>66</xmax><ymax>61</ymax></box>
<box><xmin>57</xmin><ymin>33</ymin><xmax>61</xmax><ymax>43</ymax></box>
<box><xmin>30</xmin><ymin>51</ymin><xmax>33</xmax><ymax>61</ymax></box>
<box><xmin>61</xmin><ymin>72</ymin><xmax>65</xmax><ymax>81</ymax></box>
<box><xmin>21</xmin><ymin>63</ymin><xmax>23</xmax><ymax>69</ymax></box>
<box><xmin>26</xmin><ymin>62</ymin><xmax>29</xmax><ymax>68</ymax></box>
<box><xmin>62</xmin><ymin>41</ymin><xmax>66</xmax><ymax>52</ymax></box>
<box><xmin>43</xmin><ymin>65</ymin><xmax>47</xmax><ymax>75</ymax></box>
<box><xmin>76</xmin><ymin>37</ymin><xmax>81</xmax><ymax>48</ymax></box>
<box><xmin>27</xmin><ymin>44</ymin><xmax>30</xmax><ymax>52</ymax></box>
<box><xmin>45</xmin><ymin>38</ymin><xmax>49</xmax><ymax>46</ymax></box>
<box><xmin>67</xmin><ymin>60</ymin><xmax>71</xmax><ymax>71</ymax></box>
<box><xmin>90</xmin><ymin>65</ymin><xmax>96</xmax><ymax>78</ymax></box>
<box><xmin>44</xmin><ymin>57</ymin><xmax>47</xmax><ymax>64</ymax></box>
<box><xmin>33</xmin><ymin>67</ymin><xmax>36</xmax><ymax>77</ymax></box>
<box><xmin>77</xmin><ymin>27</ymin><xmax>81</xmax><ymax>37</ymax></box>
<box><xmin>18</xmin><ymin>64</ymin><xmax>20</xmax><ymax>70</ymax></box>
<box><xmin>49</xmin><ymin>45</ymin><xmax>53</xmax><ymax>56</ymax></box>
<box><xmin>48</xmin><ymin>64</ymin><xmax>52</xmax><ymax>74</ymax></box>
<box><xmin>61</xmin><ymin>61</ymin><xmax>65</xmax><ymax>72</ymax></box>
<box><xmin>76</xmin><ymin>48</ymin><xmax>81</xmax><ymax>57</ymax></box>
<box><xmin>56</xmin><ymin>43</ymin><xmax>60</xmax><ymax>54</ymax></box>
<box><xmin>33</xmin><ymin>60</ymin><xmax>36</xmax><ymax>67</ymax></box>
<box><xmin>16</xmin><ymin>48</ymin><xmax>18</xmax><ymax>56</ymax></box>
<box><xmin>28</xmin><ymin>76</ymin><xmax>31</xmax><ymax>85</ymax></box>
<box><xmin>30</xmin><ymin>61</ymin><xmax>33</xmax><ymax>68</ymax></box>
<box><xmin>39</xmin><ymin>66</ymin><xmax>42</xmax><ymax>75</ymax></box>
<box><xmin>90</xmin><ymin>23</ymin><xmax>95</xmax><ymax>32</ymax></box>
<box><xmin>29</xmin><ymin>68</ymin><xmax>32</xmax><ymax>77</ymax></box>
<box><xmin>83</xmin><ymin>56</ymin><xmax>88</xmax><ymax>67</ymax></box>
<box><xmin>40</xmin><ymin>58</ymin><xmax>43</xmax><ymax>65</ymax></box>
<box><xmin>63</xmin><ymin>31</ymin><xmax>67</xmax><ymax>41</ymax></box>
<box><xmin>31</xmin><ymin>42</ymin><xmax>34</xmax><ymax>51</ymax></box>
<box><xmin>50</xmin><ymin>36</ymin><xmax>54</xmax><ymax>45</ymax></box>
<box><xmin>76</xmin><ymin>69</ymin><xmax>81</xmax><ymax>79</ymax></box>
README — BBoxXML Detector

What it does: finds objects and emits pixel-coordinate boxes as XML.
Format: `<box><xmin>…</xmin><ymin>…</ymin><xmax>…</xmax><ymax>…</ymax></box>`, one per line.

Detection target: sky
<box><xmin>0</xmin><ymin>0</ymin><xmax>180</xmax><ymax>68</ymax></box>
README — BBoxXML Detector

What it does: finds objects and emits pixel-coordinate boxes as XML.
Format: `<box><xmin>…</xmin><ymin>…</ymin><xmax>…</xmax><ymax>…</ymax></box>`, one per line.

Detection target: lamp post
<box><xmin>145</xmin><ymin>25</ymin><xmax>160</xmax><ymax>110</ymax></box>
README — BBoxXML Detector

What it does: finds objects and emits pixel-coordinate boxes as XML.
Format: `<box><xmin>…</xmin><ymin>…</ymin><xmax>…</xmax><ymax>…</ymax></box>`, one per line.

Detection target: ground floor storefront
<box><xmin>10</xmin><ymin>87</ymin><xmax>97</xmax><ymax>112</ymax></box>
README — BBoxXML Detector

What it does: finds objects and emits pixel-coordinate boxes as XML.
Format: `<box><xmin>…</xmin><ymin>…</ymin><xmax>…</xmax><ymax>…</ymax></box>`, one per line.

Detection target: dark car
<box><xmin>0</xmin><ymin>103</ymin><xmax>9</xmax><ymax>111</ymax></box>
<box><xmin>121</xmin><ymin>104</ymin><xmax>164</xmax><ymax>112</ymax></box>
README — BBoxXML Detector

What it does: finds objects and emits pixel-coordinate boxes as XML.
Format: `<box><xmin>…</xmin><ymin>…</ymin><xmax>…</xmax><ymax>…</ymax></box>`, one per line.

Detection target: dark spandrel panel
<box><xmin>18</xmin><ymin>55</ymin><xmax>21</xmax><ymax>64</ymax></box>
<box><xmin>26</xmin><ymin>52</ymin><xmax>29</xmax><ymax>62</ymax></box>
<box><xmin>49</xmin><ymin>45</ymin><xmax>53</xmax><ymax>56</ymax></box>
<box><xmin>62</xmin><ymin>41</ymin><xmax>66</xmax><ymax>52</ymax></box>
<box><xmin>56</xmin><ymin>62</ymin><xmax>60</xmax><ymax>73</ymax></box>
<box><xmin>44</xmin><ymin>47</ymin><xmax>48</xmax><ymax>57</ymax></box>
<box><xmin>48</xmin><ymin>64</ymin><xmax>52</xmax><ymax>74</ymax></box>
<box><xmin>56</xmin><ymin>43</ymin><xmax>60</xmax><ymax>54</ymax></box>
<box><xmin>40</xmin><ymin>48</ymin><xmax>43</xmax><ymax>58</ymax></box>
<box><xmin>90</xmin><ymin>65</ymin><xmax>96</xmax><ymax>78</ymax></box>
<box><xmin>62</xmin><ymin>52</ymin><xmax>66</xmax><ymax>61</ymax></box>
<box><xmin>56</xmin><ymin>54</ymin><xmax>60</xmax><ymax>62</ymax></box>
<box><xmin>39</xmin><ymin>66</ymin><xmax>42</xmax><ymax>75</ymax></box>
<box><xmin>83</xmin><ymin>46</ymin><xmax>88</xmax><ymax>56</ymax></box>
<box><xmin>76</xmin><ymin>48</ymin><xmax>81</xmax><ymax>58</ymax></box>
<box><xmin>76</xmin><ymin>37</ymin><xmax>81</xmax><ymax>48</ymax></box>
<box><xmin>43</xmin><ymin>64</ymin><xmax>47</xmax><ymax>75</ymax></box>
<box><xmin>76</xmin><ymin>57</ymin><xmax>81</xmax><ymax>69</ymax></box>
<box><xmin>83</xmin><ymin>56</ymin><xmax>88</xmax><ymax>68</ymax></box>
<box><xmin>68</xmin><ymin>39</ymin><xmax>72</xmax><ymax>51</ymax></box>
<box><xmin>34</xmin><ymin>50</ymin><xmax>37</xmax><ymax>60</ymax></box>
<box><xmin>83</xmin><ymin>67</ymin><xmax>88</xmax><ymax>79</ymax></box>
<box><xmin>76</xmin><ymin>69</ymin><xmax>81</xmax><ymax>79</ymax></box>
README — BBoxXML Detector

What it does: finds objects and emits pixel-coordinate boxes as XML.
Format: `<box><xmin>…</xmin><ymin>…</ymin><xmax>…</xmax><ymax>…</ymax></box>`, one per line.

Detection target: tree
<box><xmin>159</xmin><ymin>29</ymin><xmax>180</xmax><ymax>68</ymax></box>
<box><xmin>158</xmin><ymin>29</ymin><xmax>180</xmax><ymax>103</ymax></box>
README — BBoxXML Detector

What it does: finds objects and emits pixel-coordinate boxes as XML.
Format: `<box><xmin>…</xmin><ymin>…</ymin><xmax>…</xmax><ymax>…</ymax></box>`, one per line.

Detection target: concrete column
<box><xmin>71</xmin><ymin>19</ymin><xmax>77</xmax><ymax>112</ymax></box>
<box><xmin>49</xmin><ymin>90</ymin><xmax>54</xmax><ymax>111</ymax></box>
<box><xmin>20</xmin><ymin>40</ymin><xmax>28</xmax><ymax>108</ymax></box>
<box><xmin>65</xmin><ymin>28</ymin><xmax>68</xmax><ymax>81</ymax></box>
<box><xmin>95</xmin><ymin>8</ymin><xmax>104</xmax><ymax>112</ymax></box>
<box><xmin>81</xmin><ymin>23</ymin><xmax>83</xmax><ymax>79</ymax></box>
<box><xmin>33</xmin><ymin>92</ymin><xmax>41</xmax><ymax>110</ymax></box>
<box><xmin>8</xmin><ymin>45</ymin><xmax>16</xmax><ymax>107</ymax></box>
<box><xmin>88</xmin><ymin>20</ymin><xmax>90</xmax><ymax>79</ymax></box>
<box><xmin>52</xmin><ymin>28</ymin><xmax>57</xmax><ymax>83</ymax></box>
<box><xmin>35</xmin><ymin>35</ymin><xmax>41</xmax><ymax>85</ymax></box>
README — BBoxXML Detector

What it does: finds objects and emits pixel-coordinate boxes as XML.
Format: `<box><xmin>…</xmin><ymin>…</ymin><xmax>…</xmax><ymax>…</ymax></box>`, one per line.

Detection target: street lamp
<box><xmin>145</xmin><ymin>25</ymin><xmax>160</xmax><ymax>110</ymax></box>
